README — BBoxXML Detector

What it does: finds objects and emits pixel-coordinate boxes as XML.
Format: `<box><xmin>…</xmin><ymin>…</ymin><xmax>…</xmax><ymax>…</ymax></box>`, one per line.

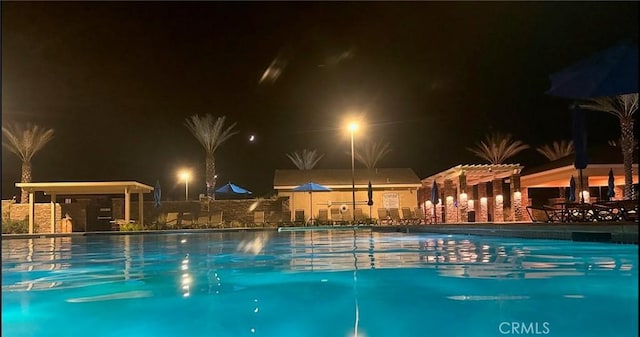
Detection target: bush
<box><xmin>2</xmin><ymin>218</ymin><xmax>29</xmax><ymax>234</ymax></box>
<box><xmin>119</xmin><ymin>223</ymin><xmax>146</xmax><ymax>231</ymax></box>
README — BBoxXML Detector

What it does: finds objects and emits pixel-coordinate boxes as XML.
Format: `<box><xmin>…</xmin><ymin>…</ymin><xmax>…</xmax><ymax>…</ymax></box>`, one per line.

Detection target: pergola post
<box><xmin>50</xmin><ymin>193</ymin><xmax>57</xmax><ymax>233</ymax></box>
<box><xmin>138</xmin><ymin>192</ymin><xmax>144</xmax><ymax>225</ymax></box>
<box><xmin>511</xmin><ymin>172</ymin><xmax>523</xmax><ymax>221</ymax></box>
<box><xmin>124</xmin><ymin>187</ymin><xmax>131</xmax><ymax>224</ymax></box>
<box><xmin>28</xmin><ymin>192</ymin><xmax>35</xmax><ymax>234</ymax></box>
<box><xmin>493</xmin><ymin>178</ymin><xmax>504</xmax><ymax>222</ymax></box>
<box><xmin>458</xmin><ymin>173</ymin><xmax>468</xmax><ymax>222</ymax></box>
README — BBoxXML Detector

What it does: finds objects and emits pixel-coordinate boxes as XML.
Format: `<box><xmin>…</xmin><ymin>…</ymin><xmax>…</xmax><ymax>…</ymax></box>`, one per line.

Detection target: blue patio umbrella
<box><xmin>547</xmin><ymin>39</ymin><xmax>638</xmax><ymax>99</ymax></box>
<box><xmin>607</xmin><ymin>168</ymin><xmax>616</xmax><ymax>200</ymax></box>
<box><xmin>431</xmin><ymin>181</ymin><xmax>439</xmax><ymax>223</ymax></box>
<box><xmin>215</xmin><ymin>182</ymin><xmax>252</xmax><ymax>198</ymax></box>
<box><xmin>569</xmin><ymin>176</ymin><xmax>576</xmax><ymax>203</ymax></box>
<box><xmin>292</xmin><ymin>182</ymin><xmax>332</xmax><ymax>225</ymax></box>
<box><xmin>154</xmin><ymin>180</ymin><xmax>162</xmax><ymax>208</ymax></box>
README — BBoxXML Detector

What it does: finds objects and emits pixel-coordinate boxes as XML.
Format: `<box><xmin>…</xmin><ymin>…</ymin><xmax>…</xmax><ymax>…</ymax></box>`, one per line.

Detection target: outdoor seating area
<box><xmin>526</xmin><ymin>200</ymin><xmax>638</xmax><ymax>223</ymax></box>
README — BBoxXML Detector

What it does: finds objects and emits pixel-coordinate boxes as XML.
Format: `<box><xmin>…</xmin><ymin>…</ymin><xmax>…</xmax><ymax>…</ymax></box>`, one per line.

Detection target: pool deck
<box><xmin>374</xmin><ymin>222</ymin><xmax>638</xmax><ymax>244</ymax></box>
<box><xmin>3</xmin><ymin>221</ymin><xmax>638</xmax><ymax>244</ymax></box>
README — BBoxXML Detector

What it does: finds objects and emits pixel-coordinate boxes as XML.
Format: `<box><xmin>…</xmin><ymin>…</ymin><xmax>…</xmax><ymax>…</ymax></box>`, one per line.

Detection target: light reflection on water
<box><xmin>2</xmin><ymin>230</ymin><xmax>636</xmax><ymax>292</ymax></box>
<box><xmin>1</xmin><ymin>230</ymin><xmax>638</xmax><ymax>337</ymax></box>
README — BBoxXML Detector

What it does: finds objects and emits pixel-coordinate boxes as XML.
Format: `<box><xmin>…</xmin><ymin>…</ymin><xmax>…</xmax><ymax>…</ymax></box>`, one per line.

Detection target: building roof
<box><xmin>420</xmin><ymin>164</ymin><xmax>524</xmax><ymax>186</ymax></box>
<box><xmin>15</xmin><ymin>181</ymin><xmax>154</xmax><ymax>195</ymax></box>
<box><xmin>522</xmin><ymin>145</ymin><xmax>638</xmax><ymax>176</ymax></box>
<box><xmin>273</xmin><ymin>168</ymin><xmax>422</xmax><ymax>190</ymax></box>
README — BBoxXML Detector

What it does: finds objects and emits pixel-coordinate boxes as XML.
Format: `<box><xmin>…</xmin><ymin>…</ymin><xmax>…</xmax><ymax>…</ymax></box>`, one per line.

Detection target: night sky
<box><xmin>2</xmin><ymin>2</ymin><xmax>638</xmax><ymax>200</ymax></box>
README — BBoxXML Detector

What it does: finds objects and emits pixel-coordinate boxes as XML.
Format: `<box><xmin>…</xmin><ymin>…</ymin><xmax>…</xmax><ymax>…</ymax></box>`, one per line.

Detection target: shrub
<box><xmin>2</xmin><ymin>218</ymin><xmax>28</xmax><ymax>234</ymax></box>
<box><xmin>119</xmin><ymin>223</ymin><xmax>146</xmax><ymax>231</ymax></box>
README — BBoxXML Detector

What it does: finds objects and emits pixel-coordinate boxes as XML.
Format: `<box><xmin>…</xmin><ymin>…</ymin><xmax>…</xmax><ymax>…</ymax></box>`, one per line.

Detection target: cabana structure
<box><xmin>274</xmin><ymin>168</ymin><xmax>422</xmax><ymax>223</ymax></box>
<box><xmin>521</xmin><ymin>157</ymin><xmax>638</xmax><ymax>205</ymax></box>
<box><xmin>420</xmin><ymin>164</ymin><xmax>524</xmax><ymax>223</ymax></box>
<box><xmin>15</xmin><ymin>181</ymin><xmax>154</xmax><ymax>234</ymax></box>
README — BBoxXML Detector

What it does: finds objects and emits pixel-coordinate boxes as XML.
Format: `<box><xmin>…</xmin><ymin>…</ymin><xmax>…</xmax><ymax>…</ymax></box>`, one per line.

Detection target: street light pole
<box><xmin>180</xmin><ymin>171</ymin><xmax>190</xmax><ymax>201</ymax></box>
<box><xmin>349</xmin><ymin>123</ymin><xmax>358</xmax><ymax>222</ymax></box>
<box><xmin>185</xmin><ymin>175</ymin><xmax>189</xmax><ymax>201</ymax></box>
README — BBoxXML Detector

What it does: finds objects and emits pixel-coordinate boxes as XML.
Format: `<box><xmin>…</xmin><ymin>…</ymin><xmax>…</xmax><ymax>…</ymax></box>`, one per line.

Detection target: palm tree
<box><xmin>608</xmin><ymin>137</ymin><xmax>639</xmax><ymax>151</ymax></box>
<box><xmin>580</xmin><ymin>93</ymin><xmax>638</xmax><ymax>199</ymax></box>
<box><xmin>536</xmin><ymin>140</ymin><xmax>574</xmax><ymax>199</ymax></box>
<box><xmin>467</xmin><ymin>131</ymin><xmax>530</xmax><ymax>164</ymax></box>
<box><xmin>354</xmin><ymin>141</ymin><xmax>392</xmax><ymax>169</ymax></box>
<box><xmin>184</xmin><ymin>114</ymin><xmax>238</xmax><ymax>199</ymax></box>
<box><xmin>536</xmin><ymin>140</ymin><xmax>574</xmax><ymax>161</ymax></box>
<box><xmin>2</xmin><ymin>122</ymin><xmax>55</xmax><ymax>203</ymax></box>
<box><xmin>286</xmin><ymin>149</ymin><xmax>324</xmax><ymax>170</ymax></box>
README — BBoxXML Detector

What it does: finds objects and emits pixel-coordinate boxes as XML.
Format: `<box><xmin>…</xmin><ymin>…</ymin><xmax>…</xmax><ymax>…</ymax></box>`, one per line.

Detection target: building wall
<box><xmin>280</xmin><ymin>188</ymin><xmax>418</xmax><ymax>221</ymax></box>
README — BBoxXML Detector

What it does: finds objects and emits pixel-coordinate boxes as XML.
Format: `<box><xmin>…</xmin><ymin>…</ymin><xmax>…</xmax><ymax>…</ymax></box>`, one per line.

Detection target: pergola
<box><xmin>15</xmin><ymin>181</ymin><xmax>154</xmax><ymax>234</ymax></box>
<box><xmin>420</xmin><ymin>164</ymin><xmax>524</xmax><ymax>223</ymax></box>
<box><xmin>421</xmin><ymin>164</ymin><xmax>523</xmax><ymax>186</ymax></box>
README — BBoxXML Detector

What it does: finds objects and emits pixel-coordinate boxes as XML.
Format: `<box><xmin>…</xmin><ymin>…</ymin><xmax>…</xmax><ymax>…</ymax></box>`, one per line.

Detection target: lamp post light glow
<box><xmin>348</xmin><ymin>122</ymin><xmax>359</xmax><ymax>222</ymax></box>
<box><xmin>179</xmin><ymin>171</ymin><xmax>191</xmax><ymax>201</ymax></box>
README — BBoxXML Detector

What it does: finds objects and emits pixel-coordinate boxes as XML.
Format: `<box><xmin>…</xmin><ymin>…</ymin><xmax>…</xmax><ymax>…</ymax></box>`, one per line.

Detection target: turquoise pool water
<box><xmin>2</xmin><ymin>229</ymin><xmax>638</xmax><ymax>337</ymax></box>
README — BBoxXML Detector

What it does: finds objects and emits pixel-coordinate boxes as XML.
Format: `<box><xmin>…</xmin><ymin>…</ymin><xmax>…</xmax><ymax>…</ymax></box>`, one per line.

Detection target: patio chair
<box><xmin>388</xmin><ymin>208</ymin><xmax>402</xmax><ymax>224</ymax></box>
<box><xmin>280</xmin><ymin>210</ymin><xmax>292</xmax><ymax>226</ymax></box>
<box><xmin>378</xmin><ymin>208</ymin><xmax>390</xmax><ymax>225</ymax></box>
<box><xmin>196</xmin><ymin>214</ymin><xmax>210</xmax><ymax>228</ymax></box>
<box><xmin>254</xmin><ymin>211</ymin><xmax>265</xmax><ymax>227</ymax></box>
<box><xmin>165</xmin><ymin>212</ymin><xmax>180</xmax><ymax>228</ymax></box>
<box><xmin>354</xmin><ymin>208</ymin><xmax>366</xmax><ymax>223</ymax></box>
<box><xmin>401</xmin><ymin>207</ymin><xmax>416</xmax><ymax>224</ymax></box>
<box><xmin>317</xmin><ymin>209</ymin><xmax>329</xmax><ymax>225</ymax></box>
<box><xmin>210</xmin><ymin>210</ymin><xmax>224</xmax><ymax>228</ymax></box>
<box><xmin>294</xmin><ymin>209</ymin><xmax>305</xmax><ymax>226</ymax></box>
<box><xmin>414</xmin><ymin>207</ymin><xmax>426</xmax><ymax>223</ymax></box>
<box><xmin>330</xmin><ymin>208</ymin><xmax>341</xmax><ymax>225</ymax></box>
<box><xmin>182</xmin><ymin>212</ymin><xmax>194</xmax><ymax>228</ymax></box>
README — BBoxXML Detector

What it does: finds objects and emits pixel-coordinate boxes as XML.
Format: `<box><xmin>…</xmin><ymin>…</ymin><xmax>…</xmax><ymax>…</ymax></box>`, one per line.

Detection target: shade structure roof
<box><xmin>273</xmin><ymin>168</ymin><xmax>421</xmax><ymax>190</ymax></box>
<box><xmin>15</xmin><ymin>181</ymin><xmax>154</xmax><ymax>195</ymax></box>
<box><xmin>420</xmin><ymin>164</ymin><xmax>524</xmax><ymax>186</ymax></box>
<box><xmin>215</xmin><ymin>182</ymin><xmax>252</xmax><ymax>195</ymax></box>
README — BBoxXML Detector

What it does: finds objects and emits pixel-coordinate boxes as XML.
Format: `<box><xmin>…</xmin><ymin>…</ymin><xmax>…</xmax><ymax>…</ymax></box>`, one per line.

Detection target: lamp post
<box><xmin>179</xmin><ymin>171</ymin><xmax>190</xmax><ymax>201</ymax></box>
<box><xmin>348</xmin><ymin>122</ymin><xmax>359</xmax><ymax>222</ymax></box>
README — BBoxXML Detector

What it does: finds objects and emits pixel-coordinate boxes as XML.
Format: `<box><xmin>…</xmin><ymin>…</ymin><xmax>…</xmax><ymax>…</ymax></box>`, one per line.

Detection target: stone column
<box><xmin>477</xmin><ymin>182</ymin><xmax>488</xmax><ymax>222</ymax></box>
<box><xmin>511</xmin><ymin>173</ymin><xmax>523</xmax><ymax>221</ymax></box>
<box><xmin>458</xmin><ymin>173</ymin><xmax>468</xmax><ymax>222</ymax></box>
<box><xmin>493</xmin><ymin>178</ymin><xmax>504</xmax><ymax>222</ymax></box>
<box><xmin>444</xmin><ymin>179</ymin><xmax>456</xmax><ymax>223</ymax></box>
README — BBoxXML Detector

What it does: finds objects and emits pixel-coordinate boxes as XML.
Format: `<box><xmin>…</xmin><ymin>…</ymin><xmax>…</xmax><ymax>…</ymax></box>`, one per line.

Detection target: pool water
<box><xmin>2</xmin><ymin>230</ymin><xmax>638</xmax><ymax>337</ymax></box>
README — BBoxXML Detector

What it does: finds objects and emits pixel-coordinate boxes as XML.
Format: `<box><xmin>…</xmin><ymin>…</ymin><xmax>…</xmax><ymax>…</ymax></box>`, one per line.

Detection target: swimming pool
<box><xmin>2</xmin><ymin>229</ymin><xmax>637</xmax><ymax>337</ymax></box>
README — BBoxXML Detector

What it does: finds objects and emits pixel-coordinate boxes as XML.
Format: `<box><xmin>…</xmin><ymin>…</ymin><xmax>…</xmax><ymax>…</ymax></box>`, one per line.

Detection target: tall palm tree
<box><xmin>536</xmin><ymin>140</ymin><xmax>574</xmax><ymax>198</ymax></box>
<box><xmin>2</xmin><ymin>122</ymin><xmax>55</xmax><ymax>203</ymax></box>
<box><xmin>536</xmin><ymin>140</ymin><xmax>574</xmax><ymax>161</ymax></box>
<box><xmin>467</xmin><ymin>131</ymin><xmax>530</xmax><ymax>164</ymax></box>
<box><xmin>286</xmin><ymin>149</ymin><xmax>324</xmax><ymax>170</ymax></box>
<box><xmin>580</xmin><ymin>93</ymin><xmax>638</xmax><ymax>199</ymax></box>
<box><xmin>354</xmin><ymin>141</ymin><xmax>392</xmax><ymax>169</ymax></box>
<box><xmin>184</xmin><ymin>114</ymin><xmax>238</xmax><ymax>198</ymax></box>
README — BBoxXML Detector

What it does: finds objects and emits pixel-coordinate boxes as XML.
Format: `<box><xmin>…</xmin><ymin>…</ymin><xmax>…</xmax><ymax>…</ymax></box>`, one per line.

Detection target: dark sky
<box><xmin>2</xmin><ymin>2</ymin><xmax>638</xmax><ymax>200</ymax></box>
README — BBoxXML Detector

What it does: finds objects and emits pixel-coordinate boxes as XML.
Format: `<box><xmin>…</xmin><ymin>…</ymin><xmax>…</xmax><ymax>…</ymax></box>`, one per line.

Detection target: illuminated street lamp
<box><xmin>179</xmin><ymin>170</ymin><xmax>191</xmax><ymax>201</ymax></box>
<box><xmin>348</xmin><ymin>122</ymin><xmax>359</xmax><ymax>222</ymax></box>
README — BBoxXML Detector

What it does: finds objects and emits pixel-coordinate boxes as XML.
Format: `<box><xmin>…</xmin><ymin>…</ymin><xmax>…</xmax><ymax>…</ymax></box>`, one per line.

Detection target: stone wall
<box><xmin>3</xmin><ymin>199</ymin><xmax>88</xmax><ymax>233</ymax></box>
<box><xmin>112</xmin><ymin>197</ymin><xmax>290</xmax><ymax>225</ymax></box>
<box><xmin>2</xmin><ymin>197</ymin><xmax>290</xmax><ymax>232</ymax></box>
